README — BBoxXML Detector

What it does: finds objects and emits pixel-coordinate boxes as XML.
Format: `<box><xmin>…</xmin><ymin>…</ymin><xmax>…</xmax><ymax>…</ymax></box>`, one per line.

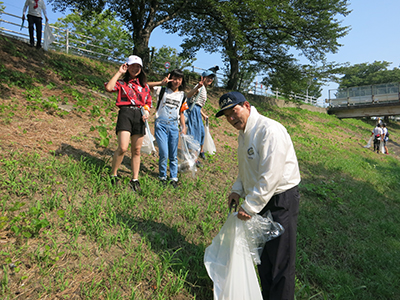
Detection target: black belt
<box><xmin>122</xmin><ymin>106</ymin><xmax>141</xmax><ymax>110</ymax></box>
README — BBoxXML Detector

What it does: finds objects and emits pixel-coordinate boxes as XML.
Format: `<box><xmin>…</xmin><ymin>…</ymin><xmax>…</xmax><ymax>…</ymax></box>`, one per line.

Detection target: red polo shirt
<box><xmin>106</xmin><ymin>78</ymin><xmax>152</xmax><ymax>107</ymax></box>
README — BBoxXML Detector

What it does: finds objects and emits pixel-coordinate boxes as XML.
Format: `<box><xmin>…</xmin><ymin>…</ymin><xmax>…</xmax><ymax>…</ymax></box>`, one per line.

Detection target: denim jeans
<box><xmin>155</xmin><ymin>118</ymin><xmax>179</xmax><ymax>180</ymax></box>
<box><xmin>187</xmin><ymin>104</ymin><xmax>205</xmax><ymax>148</ymax></box>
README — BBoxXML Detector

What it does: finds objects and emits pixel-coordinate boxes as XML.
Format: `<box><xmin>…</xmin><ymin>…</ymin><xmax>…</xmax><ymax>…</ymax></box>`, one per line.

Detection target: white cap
<box><xmin>126</xmin><ymin>55</ymin><xmax>143</xmax><ymax>66</ymax></box>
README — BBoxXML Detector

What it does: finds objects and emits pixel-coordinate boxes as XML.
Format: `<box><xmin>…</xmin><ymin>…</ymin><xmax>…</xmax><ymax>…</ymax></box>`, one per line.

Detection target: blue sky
<box><xmin>2</xmin><ymin>0</ymin><xmax>400</xmax><ymax>101</ymax></box>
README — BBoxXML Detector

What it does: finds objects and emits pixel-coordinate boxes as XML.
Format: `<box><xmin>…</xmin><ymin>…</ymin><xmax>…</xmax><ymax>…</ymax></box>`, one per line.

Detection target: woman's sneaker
<box><xmin>129</xmin><ymin>179</ymin><xmax>142</xmax><ymax>193</ymax></box>
<box><xmin>110</xmin><ymin>175</ymin><xmax>121</xmax><ymax>186</ymax></box>
<box><xmin>169</xmin><ymin>180</ymin><xmax>178</xmax><ymax>189</ymax></box>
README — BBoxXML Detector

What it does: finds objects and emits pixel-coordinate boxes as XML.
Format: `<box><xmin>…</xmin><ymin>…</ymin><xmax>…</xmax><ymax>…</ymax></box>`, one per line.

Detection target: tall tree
<box><xmin>169</xmin><ymin>0</ymin><xmax>350</xmax><ymax>90</ymax></box>
<box><xmin>48</xmin><ymin>0</ymin><xmax>191</xmax><ymax>69</ymax></box>
<box><xmin>336</xmin><ymin>61</ymin><xmax>400</xmax><ymax>89</ymax></box>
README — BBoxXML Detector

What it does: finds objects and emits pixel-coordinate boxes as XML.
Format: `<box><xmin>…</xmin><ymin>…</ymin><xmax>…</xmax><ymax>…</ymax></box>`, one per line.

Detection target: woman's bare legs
<box><xmin>111</xmin><ymin>131</ymin><xmax>131</xmax><ymax>176</ymax></box>
<box><xmin>130</xmin><ymin>134</ymin><xmax>144</xmax><ymax>179</ymax></box>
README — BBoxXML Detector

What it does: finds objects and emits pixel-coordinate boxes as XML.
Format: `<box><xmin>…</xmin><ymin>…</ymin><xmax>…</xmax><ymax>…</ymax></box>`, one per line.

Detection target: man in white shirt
<box><xmin>216</xmin><ymin>91</ymin><xmax>301</xmax><ymax>300</ymax></box>
<box><xmin>22</xmin><ymin>0</ymin><xmax>48</xmax><ymax>49</ymax></box>
<box><xmin>371</xmin><ymin>123</ymin><xmax>383</xmax><ymax>153</ymax></box>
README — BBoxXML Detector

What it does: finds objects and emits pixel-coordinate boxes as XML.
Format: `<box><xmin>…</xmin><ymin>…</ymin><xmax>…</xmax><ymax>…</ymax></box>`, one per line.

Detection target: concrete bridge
<box><xmin>327</xmin><ymin>82</ymin><xmax>400</xmax><ymax>119</ymax></box>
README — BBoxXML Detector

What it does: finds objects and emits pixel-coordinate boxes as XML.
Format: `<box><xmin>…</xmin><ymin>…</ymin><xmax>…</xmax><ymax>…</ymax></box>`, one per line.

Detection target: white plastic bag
<box><xmin>203</xmin><ymin>118</ymin><xmax>216</xmax><ymax>155</ymax></box>
<box><xmin>141</xmin><ymin>109</ymin><xmax>156</xmax><ymax>154</ymax></box>
<box><xmin>178</xmin><ymin>134</ymin><xmax>200</xmax><ymax>177</ymax></box>
<box><xmin>141</xmin><ymin>127</ymin><xmax>156</xmax><ymax>154</ymax></box>
<box><xmin>43</xmin><ymin>22</ymin><xmax>55</xmax><ymax>51</ymax></box>
<box><xmin>204</xmin><ymin>213</ymin><xmax>263</xmax><ymax>300</ymax></box>
<box><xmin>379</xmin><ymin>139</ymin><xmax>385</xmax><ymax>154</ymax></box>
<box><xmin>363</xmin><ymin>136</ymin><xmax>373</xmax><ymax>148</ymax></box>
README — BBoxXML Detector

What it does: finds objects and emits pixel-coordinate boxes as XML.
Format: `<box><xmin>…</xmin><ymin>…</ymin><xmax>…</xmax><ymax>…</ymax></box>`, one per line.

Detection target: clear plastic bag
<box><xmin>243</xmin><ymin>210</ymin><xmax>285</xmax><ymax>265</ymax></box>
<box><xmin>43</xmin><ymin>22</ymin><xmax>55</xmax><ymax>51</ymax></box>
<box><xmin>141</xmin><ymin>127</ymin><xmax>156</xmax><ymax>154</ymax></box>
<box><xmin>178</xmin><ymin>134</ymin><xmax>200</xmax><ymax>177</ymax></box>
<box><xmin>379</xmin><ymin>139</ymin><xmax>385</xmax><ymax>154</ymax></box>
<box><xmin>141</xmin><ymin>108</ymin><xmax>156</xmax><ymax>154</ymax></box>
<box><xmin>363</xmin><ymin>136</ymin><xmax>373</xmax><ymax>148</ymax></box>
<box><xmin>203</xmin><ymin>118</ymin><xmax>216</xmax><ymax>155</ymax></box>
<box><xmin>204</xmin><ymin>213</ymin><xmax>263</xmax><ymax>300</ymax></box>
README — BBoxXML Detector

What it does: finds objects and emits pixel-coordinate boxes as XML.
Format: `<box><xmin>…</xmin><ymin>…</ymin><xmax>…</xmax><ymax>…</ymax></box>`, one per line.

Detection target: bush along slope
<box><xmin>1</xmin><ymin>35</ymin><xmax>400</xmax><ymax>299</ymax></box>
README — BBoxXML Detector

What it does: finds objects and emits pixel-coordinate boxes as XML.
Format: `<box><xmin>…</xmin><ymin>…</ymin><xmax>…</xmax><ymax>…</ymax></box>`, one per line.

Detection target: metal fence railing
<box><xmin>0</xmin><ymin>11</ymin><xmax>124</xmax><ymax>62</ymax></box>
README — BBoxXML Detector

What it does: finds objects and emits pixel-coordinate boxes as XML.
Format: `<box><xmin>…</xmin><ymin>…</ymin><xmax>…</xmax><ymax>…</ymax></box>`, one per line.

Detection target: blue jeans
<box><xmin>187</xmin><ymin>105</ymin><xmax>205</xmax><ymax>148</ymax></box>
<box><xmin>155</xmin><ymin>119</ymin><xmax>179</xmax><ymax>180</ymax></box>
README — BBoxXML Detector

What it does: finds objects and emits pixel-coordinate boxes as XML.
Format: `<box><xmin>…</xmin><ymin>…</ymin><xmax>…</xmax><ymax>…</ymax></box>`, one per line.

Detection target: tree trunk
<box><xmin>225</xmin><ymin>31</ymin><xmax>240</xmax><ymax>90</ymax></box>
<box><xmin>132</xmin><ymin>29</ymin><xmax>151</xmax><ymax>73</ymax></box>
<box><xmin>227</xmin><ymin>56</ymin><xmax>239</xmax><ymax>90</ymax></box>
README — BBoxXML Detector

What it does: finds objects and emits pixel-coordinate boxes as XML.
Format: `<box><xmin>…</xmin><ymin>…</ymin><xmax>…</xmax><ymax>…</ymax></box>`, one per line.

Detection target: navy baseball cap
<box><xmin>216</xmin><ymin>92</ymin><xmax>247</xmax><ymax>117</ymax></box>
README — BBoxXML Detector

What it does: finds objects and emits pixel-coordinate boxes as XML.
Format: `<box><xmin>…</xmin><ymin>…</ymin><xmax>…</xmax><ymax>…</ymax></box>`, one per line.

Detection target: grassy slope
<box><xmin>1</xmin><ymin>35</ymin><xmax>400</xmax><ymax>299</ymax></box>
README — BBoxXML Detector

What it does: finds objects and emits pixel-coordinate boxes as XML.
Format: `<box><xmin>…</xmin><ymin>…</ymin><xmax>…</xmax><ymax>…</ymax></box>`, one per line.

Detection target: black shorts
<box><xmin>115</xmin><ymin>106</ymin><xmax>146</xmax><ymax>136</ymax></box>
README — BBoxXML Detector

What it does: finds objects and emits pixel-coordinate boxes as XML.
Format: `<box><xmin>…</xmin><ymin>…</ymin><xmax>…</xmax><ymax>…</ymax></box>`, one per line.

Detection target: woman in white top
<box><xmin>152</xmin><ymin>69</ymin><xmax>188</xmax><ymax>188</ymax></box>
<box><xmin>22</xmin><ymin>0</ymin><xmax>48</xmax><ymax>49</ymax></box>
<box><xmin>186</xmin><ymin>70</ymin><xmax>215</xmax><ymax>160</ymax></box>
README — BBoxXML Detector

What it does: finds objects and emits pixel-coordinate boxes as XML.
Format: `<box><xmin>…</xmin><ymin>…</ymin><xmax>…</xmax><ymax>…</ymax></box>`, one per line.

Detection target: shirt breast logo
<box><xmin>247</xmin><ymin>147</ymin><xmax>254</xmax><ymax>158</ymax></box>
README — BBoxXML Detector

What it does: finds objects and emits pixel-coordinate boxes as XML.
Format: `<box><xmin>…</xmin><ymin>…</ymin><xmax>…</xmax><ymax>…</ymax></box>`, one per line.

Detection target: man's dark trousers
<box><xmin>258</xmin><ymin>185</ymin><xmax>300</xmax><ymax>300</ymax></box>
<box><xmin>28</xmin><ymin>14</ymin><xmax>43</xmax><ymax>48</ymax></box>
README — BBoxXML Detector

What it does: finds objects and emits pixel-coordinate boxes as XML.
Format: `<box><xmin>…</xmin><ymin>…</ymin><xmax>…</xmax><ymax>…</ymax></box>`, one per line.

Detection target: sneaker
<box><xmin>129</xmin><ymin>179</ymin><xmax>142</xmax><ymax>193</ymax></box>
<box><xmin>159</xmin><ymin>178</ymin><xmax>167</xmax><ymax>186</ymax></box>
<box><xmin>199</xmin><ymin>152</ymin><xmax>206</xmax><ymax>159</ymax></box>
<box><xmin>110</xmin><ymin>175</ymin><xmax>121</xmax><ymax>186</ymax></box>
<box><xmin>196</xmin><ymin>160</ymin><xmax>202</xmax><ymax>168</ymax></box>
<box><xmin>169</xmin><ymin>180</ymin><xmax>178</xmax><ymax>189</ymax></box>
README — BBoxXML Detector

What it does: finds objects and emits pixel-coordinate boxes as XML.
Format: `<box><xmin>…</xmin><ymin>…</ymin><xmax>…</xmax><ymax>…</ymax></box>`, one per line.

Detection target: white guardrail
<box><xmin>0</xmin><ymin>10</ymin><xmax>320</xmax><ymax>106</ymax></box>
<box><xmin>0</xmin><ymin>11</ymin><xmax>124</xmax><ymax>62</ymax></box>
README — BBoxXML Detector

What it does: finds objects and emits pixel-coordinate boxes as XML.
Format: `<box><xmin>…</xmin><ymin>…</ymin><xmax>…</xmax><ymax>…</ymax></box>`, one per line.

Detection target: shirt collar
<box><xmin>242</xmin><ymin>106</ymin><xmax>259</xmax><ymax>134</ymax></box>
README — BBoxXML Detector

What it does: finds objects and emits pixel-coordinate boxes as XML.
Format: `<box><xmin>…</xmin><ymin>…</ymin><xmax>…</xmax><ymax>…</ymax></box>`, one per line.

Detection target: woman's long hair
<box><xmin>167</xmin><ymin>69</ymin><xmax>186</xmax><ymax>91</ymax></box>
<box><xmin>123</xmin><ymin>64</ymin><xmax>148</xmax><ymax>87</ymax></box>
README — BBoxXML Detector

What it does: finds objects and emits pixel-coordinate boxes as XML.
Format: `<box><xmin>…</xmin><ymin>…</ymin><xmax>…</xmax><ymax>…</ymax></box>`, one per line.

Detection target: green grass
<box><xmin>1</xmin><ymin>35</ymin><xmax>400</xmax><ymax>299</ymax></box>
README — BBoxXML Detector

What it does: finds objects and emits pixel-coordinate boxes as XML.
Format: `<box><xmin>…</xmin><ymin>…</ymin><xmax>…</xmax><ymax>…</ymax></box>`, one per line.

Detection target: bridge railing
<box><xmin>329</xmin><ymin>82</ymin><xmax>400</xmax><ymax>107</ymax></box>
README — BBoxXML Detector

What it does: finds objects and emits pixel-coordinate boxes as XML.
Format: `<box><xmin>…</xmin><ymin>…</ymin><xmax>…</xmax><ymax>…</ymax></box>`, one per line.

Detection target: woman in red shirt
<box><xmin>105</xmin><ymin>55</ymin><xmax>152</xmax><ymax>193</ymax></box>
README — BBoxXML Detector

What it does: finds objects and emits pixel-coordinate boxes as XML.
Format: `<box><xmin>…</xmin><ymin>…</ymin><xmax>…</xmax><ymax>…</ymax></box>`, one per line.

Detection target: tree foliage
<box><xmin>48</xmin><ymin>0</ymin><xmax>351</xmax><ymax>93</ymax></box>
<box><xmin>149</xmin><ymin>46</ymin><xmax>196</xmax><ymax>76</ymax></box>
<box><xmin>48</xmin><ymin>0</ymin><xmax>192</xmax><ymax>69</ymax></box>
<box><xmin>336</xmin><ymin>61</ymin><xmax>400</xmax><ymax>89</ymax></box>
<box><xmin>168</xmin><ymin>0</ymin><xmax>351</xmax><ymax>90</ymax></box>
<box><xmin>0</xmin><ymin>2</ymin><xmax>5</xmax><ymax>14</ymax></box>
<box><xmin>51</xmin><ymin>10</ymin><xmax>132</xmax><ymax>62</ymax></box>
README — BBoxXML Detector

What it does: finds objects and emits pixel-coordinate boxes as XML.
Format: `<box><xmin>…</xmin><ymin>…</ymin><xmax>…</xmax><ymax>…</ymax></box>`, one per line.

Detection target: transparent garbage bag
<box><xmin>141</xmin><ymin>127</ymin><xmax>156</xmax><ymax>154</ymax></box>
<box><xmin>204</xmin><ymin>213</ymin><xmax>263</xmax><ymax>300</ymax></box>
<box><xmin>243</xmin><ymin>211</ymin><xmax>285</xmax><ymax>265</ymax></box>
<box><xmin>379</xmin><ymin>139</ymin><xmax>385</xmax><ymax>154</ymax></box>
<box><xmin>141</xmin><ymin>107</ymin><xmax>156</xmax><ymax>154</ymax></box>
<box><xmin>43</xmin><ymin>22</ymin><xmax>55</xmax><ymax>51</ymax></box>
<box><xmin>363</xmin><ymin>136</ymin><xmax>373</xmax><ymax>148</ymax></box>
<box><xmin>178</xmin><ymin>134</ymin><xmax>200</xmax><ymax>177</ymax></box>
<box><xmin>203</xmin><ymin>118</ymin><xmax>216</xmax><ymax>155</ymax></box>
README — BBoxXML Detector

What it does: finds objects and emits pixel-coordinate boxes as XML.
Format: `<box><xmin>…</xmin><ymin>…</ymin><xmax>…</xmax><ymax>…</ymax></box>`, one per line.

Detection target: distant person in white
<box><xmin>371</xmin><ymin>123</ymin><xmax>383</xmax><ymax>153</ymax></box>
<box><xmin>22</xmin><ymin>0</ymin><xmax>48</xmax><ymax>49</ymax></box>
